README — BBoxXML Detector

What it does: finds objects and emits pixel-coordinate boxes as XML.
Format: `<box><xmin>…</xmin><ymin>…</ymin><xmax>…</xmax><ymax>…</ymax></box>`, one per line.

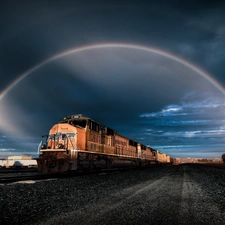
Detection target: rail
<box><xmin>0</xmin><ymin>167</ymin><xmax>154</xmax><ymax>184</ymax></box>
<box><xmin>0</xmin><ymin>168</ymin><xmax>38</xmax><ymax>173</ymax></box>
<box><xmin>0</xmin><ymin>174</ymin><xmax>57</xmax><ymax>184</ymax></box>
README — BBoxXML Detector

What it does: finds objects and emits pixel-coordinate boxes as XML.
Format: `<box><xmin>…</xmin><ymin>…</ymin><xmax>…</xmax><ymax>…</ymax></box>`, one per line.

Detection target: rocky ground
<box><xmin>0</xmin><ymin>164</ymin><xmax>225</xmax><ymax>225</ymax></box>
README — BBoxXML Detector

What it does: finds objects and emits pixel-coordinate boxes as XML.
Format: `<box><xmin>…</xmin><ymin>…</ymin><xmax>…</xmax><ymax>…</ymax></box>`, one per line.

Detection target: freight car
<box><xmin>37</xmin><ymin>114</ymin><xmax>170</xmax><ymax>173</ymax></box>
<box><xmin>170</xmin><ymin>158</ymin><xmax>180</xmax><ymax>165</ymax></box>
<box><xmin>222</xmin><ymin>154</ymin><xmax>225</xmax><ymax>163</ymax></box>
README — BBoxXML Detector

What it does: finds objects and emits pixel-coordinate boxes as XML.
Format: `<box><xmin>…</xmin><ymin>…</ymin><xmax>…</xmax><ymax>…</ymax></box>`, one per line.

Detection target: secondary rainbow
<box><xmin>1</xmin><ymin>43</ymin><xmax>225</xmax><ymax>100</ymax></box>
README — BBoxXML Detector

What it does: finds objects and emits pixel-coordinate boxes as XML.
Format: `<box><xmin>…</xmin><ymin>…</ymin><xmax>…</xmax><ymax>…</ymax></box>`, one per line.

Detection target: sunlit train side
<box><xmin>156</xmin><ymin>151</ymin><xmax>171</xmax><ymax>164</ymax></box>
<box><xmin>37</xmin><ymin>114</ymin><xmax>170</xmax><ymax>173</ymax></box>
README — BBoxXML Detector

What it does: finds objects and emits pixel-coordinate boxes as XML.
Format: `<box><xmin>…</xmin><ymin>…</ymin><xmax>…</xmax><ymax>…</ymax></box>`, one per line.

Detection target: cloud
<box><xmin>140</xmin><ymin>105</ymin><xmax>183</xmax><ymax>117</ymax></box>
<box><xmin>135</xmin><ymin>91</ymin><xmax>225</xmax><ymax>156</ymax></box>
<box><xmin>0</xmin><ymin>1</ymin><xmax>225</xmax><ymax>158</ymax></box>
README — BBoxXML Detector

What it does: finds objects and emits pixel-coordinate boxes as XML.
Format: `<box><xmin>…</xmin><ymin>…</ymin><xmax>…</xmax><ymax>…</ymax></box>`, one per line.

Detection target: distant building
<box><xmin>1</xmin><ymin>155</ymin><xmax>37</xmax><ymax>168</ymax></box>
<box><xmin>7</xmin><ymin>155</ymin><xmax>33</xmax><ymax>160</ymax></box>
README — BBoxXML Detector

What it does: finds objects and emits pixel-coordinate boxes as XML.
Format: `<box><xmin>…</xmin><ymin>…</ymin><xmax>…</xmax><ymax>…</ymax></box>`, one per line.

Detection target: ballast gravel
<box><xmin>0</xmin><ymin>165</ymin><xmax>225</xmax><ymax>225</ymax></box>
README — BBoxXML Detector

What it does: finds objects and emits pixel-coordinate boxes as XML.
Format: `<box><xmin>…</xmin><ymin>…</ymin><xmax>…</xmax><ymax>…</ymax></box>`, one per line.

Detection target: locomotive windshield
<box><xmin>48</xmin><ymin>132</ymin><xmax>76</xmax><ymax>140</ymax></box>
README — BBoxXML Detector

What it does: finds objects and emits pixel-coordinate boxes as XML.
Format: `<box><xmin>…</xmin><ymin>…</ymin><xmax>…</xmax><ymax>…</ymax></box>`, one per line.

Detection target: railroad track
<box><xmin>0</xmin><ymin>174</ymin><xmax>59</xmax><ymax>184</ymax></box>
<box><xmin>0</xmin><ymin>170</ymin><xmax>111</xmax><ymax>184</ymax></box>
<box><xmin>0</xmin><ymin>168</ymin><xmax>38</xmax><ymax>173</ymax></box>
<box><xmin>0</xmin><ymin>166</ymin><xmax>162</xmax><ymax>184</ymax></box>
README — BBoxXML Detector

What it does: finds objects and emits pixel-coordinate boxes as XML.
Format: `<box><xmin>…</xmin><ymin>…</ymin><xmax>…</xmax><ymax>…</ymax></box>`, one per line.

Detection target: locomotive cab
<box><xmin>37</xmin><ymin>114</ymin><xmax>88</xmax><ymax>173</ymax></box>
<box><xmin>37</xmin><ymin>132</ymin><xmax>77</xmax><ymax>173</ymax></box>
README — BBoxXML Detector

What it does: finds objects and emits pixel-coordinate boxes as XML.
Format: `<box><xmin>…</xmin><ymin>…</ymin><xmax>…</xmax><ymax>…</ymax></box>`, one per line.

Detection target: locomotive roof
<box><xmin>60</xmin><ymin>114</ymin><xmax>109</xmax><ymax>126</ymax></box>
<box><xmin>59</xmin><ymin>114</ymin><xmax>90</xmax><ymax>121</ymax></box>
<box><xmin>59</xmin><ymin>114</ymin><xmax>114</xmax><ymax>130</ymax></box>
<box><xmin>59</xmin><ymin>114</ymin><xmax>157</xmax><ymax>152</ymax></box>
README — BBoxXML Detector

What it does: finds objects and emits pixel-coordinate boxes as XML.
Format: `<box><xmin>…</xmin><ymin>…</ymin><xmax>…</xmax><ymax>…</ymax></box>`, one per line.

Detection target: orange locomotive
<box><xmin>37</xmin><ymin>114</ymin><xmax>170</xmax><ymax>173</ymax></box>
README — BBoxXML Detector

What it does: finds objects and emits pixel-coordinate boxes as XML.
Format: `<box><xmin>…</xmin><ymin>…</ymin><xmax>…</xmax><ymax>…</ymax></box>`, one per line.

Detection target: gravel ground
<box><xmin>0</xmin><ymin>165</ymin><xmax>225</xmax><ymax>225</ymax></box>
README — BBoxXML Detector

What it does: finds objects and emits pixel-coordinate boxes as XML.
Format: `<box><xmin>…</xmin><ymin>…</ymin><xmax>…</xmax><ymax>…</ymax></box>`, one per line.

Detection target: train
<box><xmin>37</xmin><ymin>114</ymin><xmax>170</xmax><ymax>173</ymax></box>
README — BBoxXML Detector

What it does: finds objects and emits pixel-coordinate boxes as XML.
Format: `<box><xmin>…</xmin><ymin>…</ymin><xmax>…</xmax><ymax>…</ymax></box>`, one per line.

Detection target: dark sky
<box><xmin>0</xmin><ymin>0</ymin><xmax>225</xmax><ymax>158</ymax></box>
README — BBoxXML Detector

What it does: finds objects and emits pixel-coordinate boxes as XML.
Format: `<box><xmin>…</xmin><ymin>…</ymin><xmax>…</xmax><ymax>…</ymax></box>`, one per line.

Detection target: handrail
<box><xmin>65</xmin><ymin>132</ymin><xmax>78</xmax><ymax>150</ymax></box>
<box><xmin>37</xmin><ymin>140</ymin><xmax>43</xmax><ymax>157</ymax></box>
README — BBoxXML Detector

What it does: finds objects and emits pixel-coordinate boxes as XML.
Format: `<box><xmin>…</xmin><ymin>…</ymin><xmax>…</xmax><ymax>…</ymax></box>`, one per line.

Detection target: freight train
<box><xmin>37</xmin><ymin>114</ymin><xmax>170</xmax><ymax>173</ymax></box>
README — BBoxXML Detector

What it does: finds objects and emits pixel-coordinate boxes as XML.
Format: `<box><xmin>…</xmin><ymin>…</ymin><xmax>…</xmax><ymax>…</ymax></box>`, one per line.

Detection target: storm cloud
<box><xmin>0</xmin><ymin>0</ymin><xmax>225</xmax><ymax>158</ymax></box>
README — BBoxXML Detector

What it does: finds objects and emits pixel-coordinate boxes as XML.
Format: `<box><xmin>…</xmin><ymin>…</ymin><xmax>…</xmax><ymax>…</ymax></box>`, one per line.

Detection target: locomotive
<box><xmin>37</xmin><ymin>114</ymin><xmax>170</xmax><ymax>173</ymax></box>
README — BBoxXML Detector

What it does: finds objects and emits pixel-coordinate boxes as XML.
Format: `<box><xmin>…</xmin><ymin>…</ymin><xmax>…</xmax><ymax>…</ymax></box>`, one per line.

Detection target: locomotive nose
<box><xmin>43</xmin><ymin>158</ymin><xmax>56</xmax><ymax>168</ymax></box>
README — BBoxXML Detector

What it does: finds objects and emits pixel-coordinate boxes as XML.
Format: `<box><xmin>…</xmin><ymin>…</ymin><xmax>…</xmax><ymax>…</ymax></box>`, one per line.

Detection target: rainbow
<box><xmin>1</xmin><ymin>43</ymin><xmax>225</xmax><ymax>101</ymax></box>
